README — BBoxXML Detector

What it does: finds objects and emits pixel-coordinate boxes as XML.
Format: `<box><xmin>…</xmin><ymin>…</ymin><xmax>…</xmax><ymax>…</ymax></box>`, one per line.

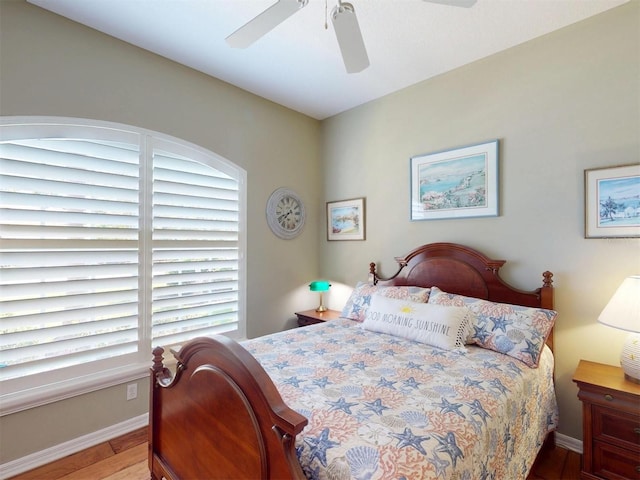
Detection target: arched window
<box><xmin>0</xmin><ymin>117</ymin><xmax>246</xmax><ymax>413</ymax></box>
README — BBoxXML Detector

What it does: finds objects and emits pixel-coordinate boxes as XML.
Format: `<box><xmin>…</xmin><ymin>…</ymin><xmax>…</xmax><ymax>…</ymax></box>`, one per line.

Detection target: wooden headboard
<box><xmin>369</xmin><ymin>242</ymin><xmax>555</xmax><ymax>349</ymax></box>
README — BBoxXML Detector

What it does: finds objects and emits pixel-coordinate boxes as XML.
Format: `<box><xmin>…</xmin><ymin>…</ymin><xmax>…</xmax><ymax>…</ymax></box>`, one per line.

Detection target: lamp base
<box><xmin>620</xmin><ymin>332</ymin><xmax>640</xmax><ymax>384</ymax></box>
<box><xmin>315</xmin><ymin>291</ymin><xmax>328</xmax><ymax>313</ymax></box>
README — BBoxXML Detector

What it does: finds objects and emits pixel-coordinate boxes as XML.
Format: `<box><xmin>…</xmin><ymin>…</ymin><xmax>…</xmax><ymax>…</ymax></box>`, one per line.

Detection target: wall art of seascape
<box><xmin>418</xmin><ymin>155</ymin><xmax>487</xmax><ymax>212</ymax></box>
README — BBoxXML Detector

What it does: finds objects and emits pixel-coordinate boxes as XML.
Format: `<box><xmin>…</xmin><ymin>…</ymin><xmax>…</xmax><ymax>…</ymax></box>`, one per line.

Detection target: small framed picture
<box><xmin>585</xmin><ymin>163</ymin><xmax>640</xmax><ymax>238</ymax></box>
<box><xmin>410</xmin><ymin>140</ymin><xmax>499</xmax><ymax>221</ymax></box>
<box><xmin>327</xmin><ymin>197</ymin><xmax>365</xmax><ymax>241</ymax></box>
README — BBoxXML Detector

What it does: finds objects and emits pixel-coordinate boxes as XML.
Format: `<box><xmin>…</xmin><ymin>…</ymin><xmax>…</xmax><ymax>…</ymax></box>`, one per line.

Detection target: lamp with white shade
<box><xmin>597</xmin><ymin>275</ymin><xmax>640</xmax><ymax>384</ymax></box>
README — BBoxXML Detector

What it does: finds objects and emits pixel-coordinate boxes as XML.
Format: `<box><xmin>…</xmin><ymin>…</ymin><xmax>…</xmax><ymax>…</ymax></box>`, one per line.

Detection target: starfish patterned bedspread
<box><xmin>243</xmin><ymin>318</ymin><xmax>558</xmax><ymax>480</ymax></box>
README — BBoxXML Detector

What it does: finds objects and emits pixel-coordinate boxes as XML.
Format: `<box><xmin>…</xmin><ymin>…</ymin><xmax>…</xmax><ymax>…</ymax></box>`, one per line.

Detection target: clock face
<box><xmin>266</xmin><ymin>188</ymin><xmax>305</xmax><ymax>239</ymax></box>
<box><xmin>276</xmin><ymin>195</ymin><xmax>302</xmax><ymax>231</ymax></box>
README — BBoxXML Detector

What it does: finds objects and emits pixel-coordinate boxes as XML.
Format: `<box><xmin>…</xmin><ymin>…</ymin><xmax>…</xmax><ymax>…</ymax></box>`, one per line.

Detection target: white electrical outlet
<box><xmin>126</xmin><ymin>382</ymin><xmax>137</xmax><ymax>401</ymax></box>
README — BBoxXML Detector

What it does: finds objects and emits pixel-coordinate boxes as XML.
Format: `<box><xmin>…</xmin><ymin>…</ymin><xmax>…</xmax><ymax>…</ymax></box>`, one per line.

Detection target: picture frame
<box><xmin>410</xmin><ymin>140</ymin><xmax>499</xmax><ymax>221</ymax></box>
<box><xmin>327</xmin><ymin>197</ymin><xmax>365</xmax><ymax>241</ymax></box>
<box><xmin>584</xmin><ymin>163</ymin><xmax>640</xmax><ymax>238</ymax></box>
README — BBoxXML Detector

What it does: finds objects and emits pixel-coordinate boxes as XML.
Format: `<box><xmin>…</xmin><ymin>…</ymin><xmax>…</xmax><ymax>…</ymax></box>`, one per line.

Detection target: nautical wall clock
<box><xmin>266</xmin><ymin>187</ymin><xmax>306</xmax><ymax>239</ymax></box>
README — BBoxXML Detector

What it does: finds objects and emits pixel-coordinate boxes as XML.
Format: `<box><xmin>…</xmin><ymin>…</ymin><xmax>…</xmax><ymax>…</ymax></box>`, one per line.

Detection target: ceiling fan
<box><xmin>225</xmin><ymin>0</ymin><xmax>477</xmax><ymax>74</ymax></box>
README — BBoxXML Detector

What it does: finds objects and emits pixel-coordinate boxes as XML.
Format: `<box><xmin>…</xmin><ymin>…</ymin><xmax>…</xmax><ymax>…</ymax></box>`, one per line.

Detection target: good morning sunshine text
<box><xmin>367</xmin><ymin>311</ymin><xmax>451</xmax><ymax>336</ymax></box>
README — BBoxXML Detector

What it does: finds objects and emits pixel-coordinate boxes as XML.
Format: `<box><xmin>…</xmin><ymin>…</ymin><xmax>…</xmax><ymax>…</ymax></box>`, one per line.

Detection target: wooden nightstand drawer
<box><xmin>573</xmin><ymin>360</ymin><xmax>640</xmax><ymax>480</ymax></box>
<box><xmin>593</xmin><ymin>405</ymin><xmax>640</xmax><ymax>452</ymax></box>
<box><xmin>592</xmin><ymin>440</ymin><xmax>640</xmax><ymax>480</ymax></box>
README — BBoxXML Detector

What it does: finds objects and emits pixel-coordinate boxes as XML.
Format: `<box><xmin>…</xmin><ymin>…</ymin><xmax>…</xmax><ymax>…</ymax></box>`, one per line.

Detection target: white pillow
<box><xmin>362</xmin><ymin>294</ymin><xmax>471</xmax><ymax>350</ymax></box>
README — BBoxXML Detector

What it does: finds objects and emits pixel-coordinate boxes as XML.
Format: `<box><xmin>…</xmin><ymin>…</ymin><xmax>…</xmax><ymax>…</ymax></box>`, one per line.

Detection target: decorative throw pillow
<box><xmin>340</xmin><ymin>282</ymin><xmax>430</xmax><ymax>322</ymax></box>
<box><xmin>427</xmin><ymin>286</ymin><xmax>557</xmax><ymax>367</ymax></box>
<box><xmin>362</xmin><ymin>294</ymin><xmax>471</xmax><ymax>350</ymax></box>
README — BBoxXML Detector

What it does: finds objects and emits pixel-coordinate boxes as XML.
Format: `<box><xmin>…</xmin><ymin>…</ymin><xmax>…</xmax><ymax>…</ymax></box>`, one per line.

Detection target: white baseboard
<box><xmin>0</xmin><ymin>413</ymin><xmax>148</xmax><ymax>480</ymax></box>
<box><xmin>556</xmin><ymin>432</ymin><xmax>583</xmax><ymax>454</ymax></box>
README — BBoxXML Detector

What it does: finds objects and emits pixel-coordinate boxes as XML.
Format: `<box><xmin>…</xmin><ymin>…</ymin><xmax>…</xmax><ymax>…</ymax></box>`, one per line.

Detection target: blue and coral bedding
<box><xmin>244</xmin><ymin>318</ymin><xmax>558</xmax><ymax>480</ymax></box>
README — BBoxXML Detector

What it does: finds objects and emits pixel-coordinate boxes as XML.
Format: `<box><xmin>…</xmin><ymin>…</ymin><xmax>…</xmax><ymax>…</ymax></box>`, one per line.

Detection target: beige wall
<box><xmin>0</xmin><ymin>0</ymin><xmax>321</xmax><ymax>464</ymax></box>
<box><xmin>0</xmin><ymin>0</ymin><xmax>638</xmax><ymax>467</ymax></box>
<box><xmin>320</xmin><ymin>1</ymin><xmax>639</xmax><ymax>443</ymax></box>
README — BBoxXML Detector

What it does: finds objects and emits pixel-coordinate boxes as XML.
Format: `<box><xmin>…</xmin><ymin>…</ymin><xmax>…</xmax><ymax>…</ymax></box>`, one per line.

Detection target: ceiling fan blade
<box><xmin>226</xmin><ymin>0</ymin><xmax>309</xmax><ymax>49</ymax></box>
<box><xmin>331</xmin><ymin>2</ymin><xmax>369</xmax><ymax>74</ymax></box>
<box><xmin>423</xmin><ymin>0</ymin><xmax>477</xmax><ymax>7</ymax></box>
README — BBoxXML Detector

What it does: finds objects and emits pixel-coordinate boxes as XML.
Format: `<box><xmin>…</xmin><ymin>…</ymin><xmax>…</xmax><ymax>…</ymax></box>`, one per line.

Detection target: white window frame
<box><xmin>0</xmin><ymin>117</ymin><xmax>247</xmax><ymax>415</ymax></box>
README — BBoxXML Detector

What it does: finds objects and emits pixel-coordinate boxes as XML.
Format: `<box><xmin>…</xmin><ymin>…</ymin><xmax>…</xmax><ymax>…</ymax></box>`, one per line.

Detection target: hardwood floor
<box><xmin>8</xmin><ymin>428</ymin><xmax>149</xmax><ymax>480</ymax></box>
<box><xmin>528</xmin><ymin>443</ymin><xmax>582</xmax><ymax>480</ymax></box>
<box><xmin>9</xmin><ymin>427</ymin><xmax>581</xmax><ymax>479</ymax></box>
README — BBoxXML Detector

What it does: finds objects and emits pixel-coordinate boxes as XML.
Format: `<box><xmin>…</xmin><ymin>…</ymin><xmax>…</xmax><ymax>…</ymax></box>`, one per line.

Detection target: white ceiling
<box><xmin>28</xmin><ymin>0</ymin><xmax>627</xmax><ymax>120</ymax></box>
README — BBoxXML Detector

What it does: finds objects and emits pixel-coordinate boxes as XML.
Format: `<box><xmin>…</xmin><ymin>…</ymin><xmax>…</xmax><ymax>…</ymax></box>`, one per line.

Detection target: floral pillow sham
<box><xmin>340</xmin><ymin>281</ymin><xmax>430</xmax><ymax>322</ymax></box>
<box><xmin>428</xmin><ymin>286</ymin><xmax>557</xmax><ymax>367</ymax></box>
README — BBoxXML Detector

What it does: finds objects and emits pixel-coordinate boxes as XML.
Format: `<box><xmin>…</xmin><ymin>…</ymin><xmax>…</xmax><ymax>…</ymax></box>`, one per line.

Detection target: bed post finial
<box><xmin>542</xmin><ymin>271</ymin><xmax>553</xmax><ymax>288</ymax></box>
<box><xmin>152</xmin><ymin>346</ymin><xmax>165</xmax><ymax>375</ymax></box>
<box><xmin>369</xmin><ymin>262</ymin><xmax>377</xmax><ymax>285</ymax></box>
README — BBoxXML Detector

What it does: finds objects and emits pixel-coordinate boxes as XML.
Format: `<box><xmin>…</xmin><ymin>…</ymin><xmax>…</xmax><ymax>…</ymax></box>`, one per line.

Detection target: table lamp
<box><xmin>309</xmin><ymin>280</ymin><xmax>331</xmax><ymax>312</ymax></box>
<box><xmin>597</xmin><ymin>275</ymin><xmax>640</xmax><ymax>383</ymax></box>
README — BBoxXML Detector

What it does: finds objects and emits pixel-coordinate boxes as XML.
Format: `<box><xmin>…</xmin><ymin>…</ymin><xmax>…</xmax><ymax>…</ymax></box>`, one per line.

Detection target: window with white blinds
<box><xmin>0</xmin><ymin>118</ymin><xmax>246</xmax><ymax>412</ymax></box>
<box><xmin>151</xmin><ymin>147</ymin><xmax>241</xmax><ymax>346</ymax></box>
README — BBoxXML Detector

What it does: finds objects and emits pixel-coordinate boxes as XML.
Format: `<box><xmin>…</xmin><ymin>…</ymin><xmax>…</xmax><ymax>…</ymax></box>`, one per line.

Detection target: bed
<box><xmin>148</xmin><ymin>242</ymin><xmax>558</xmax><ymax>480</ymax></box>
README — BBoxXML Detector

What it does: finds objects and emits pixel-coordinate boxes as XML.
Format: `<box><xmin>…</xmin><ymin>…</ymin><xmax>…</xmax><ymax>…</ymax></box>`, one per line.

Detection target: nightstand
<box><xmin>295</xmin><ymin>309</ymin><xmax>341</xmax><ymax>327</ymax></box>
<box><xmin>573</xmin><ymin>360</ymin><xmax>640</xmax><ymax>480</ymax></box>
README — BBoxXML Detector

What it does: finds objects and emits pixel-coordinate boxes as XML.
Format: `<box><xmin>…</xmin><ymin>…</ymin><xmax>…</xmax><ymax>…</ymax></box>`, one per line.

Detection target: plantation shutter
<box><xmin>0</xmin><ymin>119</ymin><xmax>245</xmax><ymax>411</ymax></box>
<box><xmin>0</xmin><ymin>135</ymin><xmax>141</xmax><ymax>382</ymax></box>
<box><xmin>151</xmin><ymin>148</ymin><xmax>240</xmax><ymax>346</ymax></box>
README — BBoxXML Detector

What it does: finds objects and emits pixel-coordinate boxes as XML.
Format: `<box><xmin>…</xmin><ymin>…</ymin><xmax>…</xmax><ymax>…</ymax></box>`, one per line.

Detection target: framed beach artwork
<box><xmin>327</xmin><ymin>197</ymin><xmax>365</xmax><ymax>241</ymax></box>
<box><xmin>584</xmin><ymin>163</ymin><xmax>640</xmax><ymax>238</ymax></box>
<box><xmin>410</xmin><ymin>140</ymin><xmax>499</xmax><ymax>221</ymax></box>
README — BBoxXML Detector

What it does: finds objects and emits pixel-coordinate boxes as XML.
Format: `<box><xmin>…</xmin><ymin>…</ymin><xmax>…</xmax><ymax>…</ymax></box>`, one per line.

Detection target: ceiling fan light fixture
<box><xmin>225</xmin><ymin>0</ymin><xmax>475</xmax><ymax>73</ymax></box>
<box><xmin>331</xmin><ymin>1</ymin><xmax>369</xmax><ymax>74</ymax></box>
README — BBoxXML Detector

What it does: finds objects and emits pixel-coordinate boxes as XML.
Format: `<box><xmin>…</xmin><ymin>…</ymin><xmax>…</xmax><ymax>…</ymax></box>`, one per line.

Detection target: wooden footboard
<box><xmin>148</xmin><ymin>336</ymin><xmax>308</xmax><ymax>480</ymax></box>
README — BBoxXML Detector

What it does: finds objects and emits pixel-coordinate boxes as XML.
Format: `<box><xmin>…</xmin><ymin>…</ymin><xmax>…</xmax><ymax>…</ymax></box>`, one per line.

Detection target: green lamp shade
<box><xmin>309</xmin><ymin>281</ymin><xmax>331</xmax><ymax>292</ymax></box>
